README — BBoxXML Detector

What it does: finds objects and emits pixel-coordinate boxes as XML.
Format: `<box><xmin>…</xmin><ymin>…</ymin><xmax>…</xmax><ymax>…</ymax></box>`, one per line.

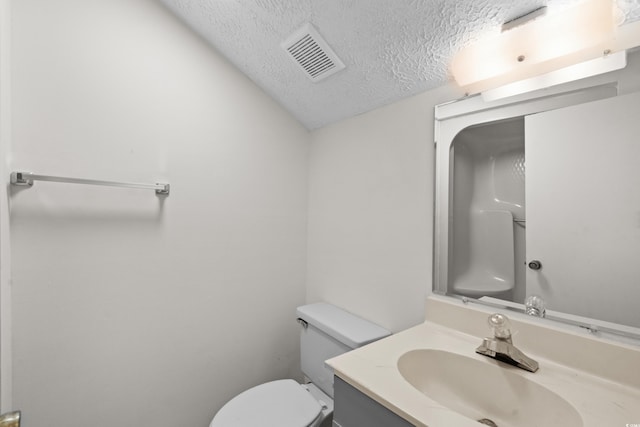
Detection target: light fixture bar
<box><xmin>501</xmin><ymin>7</ymin><xmax>546</xmax><ymax>32</ymax></box>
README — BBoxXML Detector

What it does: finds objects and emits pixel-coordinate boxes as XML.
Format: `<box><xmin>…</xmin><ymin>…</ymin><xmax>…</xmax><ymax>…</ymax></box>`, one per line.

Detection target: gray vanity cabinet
<box><xmin>332</xmin><ymin>376</ymin><xmax>414</xmax><ymax>427</ymax></box>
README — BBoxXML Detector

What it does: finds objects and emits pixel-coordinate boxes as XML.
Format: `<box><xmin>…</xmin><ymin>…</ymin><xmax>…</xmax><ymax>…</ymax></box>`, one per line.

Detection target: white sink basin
<box><xmin>398</xmin><ymin>349</ymin><xmax>583</xmax><ymax>427</ymax></box>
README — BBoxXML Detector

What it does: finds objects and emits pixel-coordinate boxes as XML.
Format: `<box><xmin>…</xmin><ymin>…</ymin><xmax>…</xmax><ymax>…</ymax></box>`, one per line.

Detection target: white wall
<box><xmin>9</xmin><ymin>0</ymin><xmax>309</xmax><ymax>426</ymax></box>
<box><xmin>307</xmin><ymin>85</ymin><xmax>461</xmax><ymax>333</ymax></box>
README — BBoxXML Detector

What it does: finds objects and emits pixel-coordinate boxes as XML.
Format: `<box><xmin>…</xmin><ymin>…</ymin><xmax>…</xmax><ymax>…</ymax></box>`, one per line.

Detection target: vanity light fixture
<box><xmin>451</xmin><ymin>0</ymin><xmax>640</xmax><ymax>97</ymax></box>
<box><xmin>481</xmin><ymin>50</ymin><xmax>627</xmax><ymax>102</ymax></box>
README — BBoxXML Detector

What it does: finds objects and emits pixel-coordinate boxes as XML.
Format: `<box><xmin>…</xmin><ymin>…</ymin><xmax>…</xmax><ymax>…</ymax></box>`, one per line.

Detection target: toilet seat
<box><xmin>209</xmin><ymin>379</ymin><xmax>323</xmax><ymax>427</ymax></box>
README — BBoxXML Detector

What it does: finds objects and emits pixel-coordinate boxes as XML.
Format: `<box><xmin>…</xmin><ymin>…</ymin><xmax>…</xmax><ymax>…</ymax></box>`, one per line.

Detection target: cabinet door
<box><xmin>332</xmin><ymin>377</ymin><xmax>413</xmax><ymax>427</ymax></box>
<box><xmin>525</xmin><ymin>91</ymin><xmax>640</xmax><ymax>326</ymax></box>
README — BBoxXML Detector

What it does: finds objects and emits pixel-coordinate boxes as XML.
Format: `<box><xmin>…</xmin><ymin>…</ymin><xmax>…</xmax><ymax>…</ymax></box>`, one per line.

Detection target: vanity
<box><xmin>327</xmin><ymin>296</ymin><xmax>640</xmax><ymax>427</ymax></box>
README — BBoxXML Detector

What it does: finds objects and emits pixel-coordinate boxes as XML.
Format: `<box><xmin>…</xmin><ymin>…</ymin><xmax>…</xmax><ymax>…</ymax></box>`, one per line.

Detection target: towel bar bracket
<box><xmin>10</xmin><ymin>172</ymin><xmax>33</xmax><ymax>187</ymax></box>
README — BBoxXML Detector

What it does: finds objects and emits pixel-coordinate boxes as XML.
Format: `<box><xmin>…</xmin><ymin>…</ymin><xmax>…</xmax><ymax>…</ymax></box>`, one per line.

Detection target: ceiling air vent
<box><xmin>281</xmin><ymin>23</ymin><xmax>346</xmax><ymax>82</ymax></box>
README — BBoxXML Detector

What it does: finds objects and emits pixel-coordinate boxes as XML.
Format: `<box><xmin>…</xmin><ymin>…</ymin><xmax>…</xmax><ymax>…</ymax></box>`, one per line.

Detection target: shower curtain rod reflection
<box><xmin>10</xmin><ymin>171</ymin><xmax>170</xmax><ymax>195</ymax></box>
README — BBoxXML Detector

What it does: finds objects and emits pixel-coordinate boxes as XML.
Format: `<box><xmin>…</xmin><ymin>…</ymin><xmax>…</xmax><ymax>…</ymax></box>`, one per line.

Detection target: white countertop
<box><xmin>327</xmin><ymin>297</ymin><xmax>640</xmax><ymax>427</ymax></box>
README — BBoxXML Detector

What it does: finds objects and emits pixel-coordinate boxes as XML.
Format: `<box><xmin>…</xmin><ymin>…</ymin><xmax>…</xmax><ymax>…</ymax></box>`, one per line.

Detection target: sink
<box><xmin>397</xmin><ymin>349</ymin><xmax>582</xmax><ymax>427</ymax></box>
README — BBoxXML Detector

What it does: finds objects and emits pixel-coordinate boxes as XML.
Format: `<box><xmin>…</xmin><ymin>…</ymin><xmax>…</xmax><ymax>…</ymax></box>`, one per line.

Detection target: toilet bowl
<box><xmin>210</xmin><ymin>380</ymin><xmax>332</xmax><ymax>427</ymax></box>
<box><xmin>209</xmin><ymin>303</ymin><xmax>390</xmax><ymax>427</ymax></box>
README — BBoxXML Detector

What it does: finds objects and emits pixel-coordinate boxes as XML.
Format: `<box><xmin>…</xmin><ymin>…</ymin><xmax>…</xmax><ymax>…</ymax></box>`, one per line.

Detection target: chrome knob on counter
<box><xmin>525</xmin><ymin>295</ymin><xmax>546</xmax><ymax>318</ymax></box>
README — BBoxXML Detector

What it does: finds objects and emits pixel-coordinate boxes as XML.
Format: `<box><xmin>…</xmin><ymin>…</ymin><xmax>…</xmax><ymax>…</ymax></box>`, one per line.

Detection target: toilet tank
<box><xmin>296</xmin><ymin>303</ymin><xmax>391</xmax><ymax>398</ymax></box>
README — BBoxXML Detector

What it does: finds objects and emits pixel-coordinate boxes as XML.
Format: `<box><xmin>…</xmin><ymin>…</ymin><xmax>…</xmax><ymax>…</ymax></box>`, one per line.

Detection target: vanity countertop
<box><xmin>326</xmin><ymin>296</ymin><xmax>640</xmax><ymax>427</ymax></box>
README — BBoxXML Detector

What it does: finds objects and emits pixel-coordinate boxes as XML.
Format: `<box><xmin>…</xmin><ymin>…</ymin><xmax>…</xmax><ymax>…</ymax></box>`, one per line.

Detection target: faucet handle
<box><xmin>488</xmin><ymin>313</ymin><xmax>512</xmax><ymax>340</ymax></box>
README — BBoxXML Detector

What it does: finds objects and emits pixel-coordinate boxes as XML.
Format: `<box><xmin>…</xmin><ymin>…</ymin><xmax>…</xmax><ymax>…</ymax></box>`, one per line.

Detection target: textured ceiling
<box><xmin>159</xmin><ymin>0</ymin><xmax>640</xmax><ymax>129</ymax></box>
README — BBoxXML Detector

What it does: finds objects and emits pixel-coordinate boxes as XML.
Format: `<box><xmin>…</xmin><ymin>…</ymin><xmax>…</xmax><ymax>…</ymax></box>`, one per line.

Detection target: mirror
<box><xmin>433</xmin><ymin>49</ymin><xmax>640</xmax><ymax>334</ymax></box>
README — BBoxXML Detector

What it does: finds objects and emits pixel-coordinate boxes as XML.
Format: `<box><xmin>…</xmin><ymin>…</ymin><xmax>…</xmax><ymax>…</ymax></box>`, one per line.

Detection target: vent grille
<box><xmin>282</xmin><ymin>23</ymin><xmax>345</xmax><ymax>82</ymax></box>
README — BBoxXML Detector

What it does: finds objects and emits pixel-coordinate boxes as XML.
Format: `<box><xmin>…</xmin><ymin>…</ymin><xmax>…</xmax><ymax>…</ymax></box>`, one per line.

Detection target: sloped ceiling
<box><xmin>159</xmin><ymin>0</ymin><xmax>640</xmax><ymax>129</ymax></box>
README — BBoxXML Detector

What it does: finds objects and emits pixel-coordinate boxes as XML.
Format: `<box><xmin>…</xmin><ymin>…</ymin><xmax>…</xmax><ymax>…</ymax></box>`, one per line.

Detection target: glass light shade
<box><xmin>452</xmin><ymin>0</ymin><xmax>616</xmax><ymax>94</ymax></box>
<box><xmin>481</xmin><ymin>50</ymin><xmax>627</xmax><ymax>102</ymax></box>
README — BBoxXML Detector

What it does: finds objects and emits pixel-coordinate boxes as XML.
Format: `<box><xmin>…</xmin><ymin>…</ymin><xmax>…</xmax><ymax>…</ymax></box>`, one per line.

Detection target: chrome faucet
<box><xmin>476</xmin><ymin>313</ymin><xmax>539</xmax><ymax>373</ymax></box>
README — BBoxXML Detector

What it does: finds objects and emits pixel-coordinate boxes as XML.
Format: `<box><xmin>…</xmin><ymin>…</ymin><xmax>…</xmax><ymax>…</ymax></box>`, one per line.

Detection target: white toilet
<box><xmin>209</xmin><ymin>302</ymin><xmax>391</xmax><ymax>427</ymax></box>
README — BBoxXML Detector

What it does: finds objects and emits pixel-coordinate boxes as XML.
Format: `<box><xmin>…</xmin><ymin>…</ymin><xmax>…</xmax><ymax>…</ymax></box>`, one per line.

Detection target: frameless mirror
<box><xmin>433</xmin><ymin>49</ymin><xmax>640</xmax><ymax>335</ymax></box>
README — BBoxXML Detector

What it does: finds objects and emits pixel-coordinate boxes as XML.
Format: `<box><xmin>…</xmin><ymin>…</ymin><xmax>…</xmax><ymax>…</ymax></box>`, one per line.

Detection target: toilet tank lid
<box><xmin>296</xmin><ymin>303</ymin><xmax>391</xmax><ymax>348</ymax></box>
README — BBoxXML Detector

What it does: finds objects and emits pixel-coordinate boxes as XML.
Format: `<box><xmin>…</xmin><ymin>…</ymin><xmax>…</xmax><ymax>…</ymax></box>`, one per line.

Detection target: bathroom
<box><xmin>1</xmin><ymin>0</ymin><xmax>639</xmax><ymax>426</ymax></box>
